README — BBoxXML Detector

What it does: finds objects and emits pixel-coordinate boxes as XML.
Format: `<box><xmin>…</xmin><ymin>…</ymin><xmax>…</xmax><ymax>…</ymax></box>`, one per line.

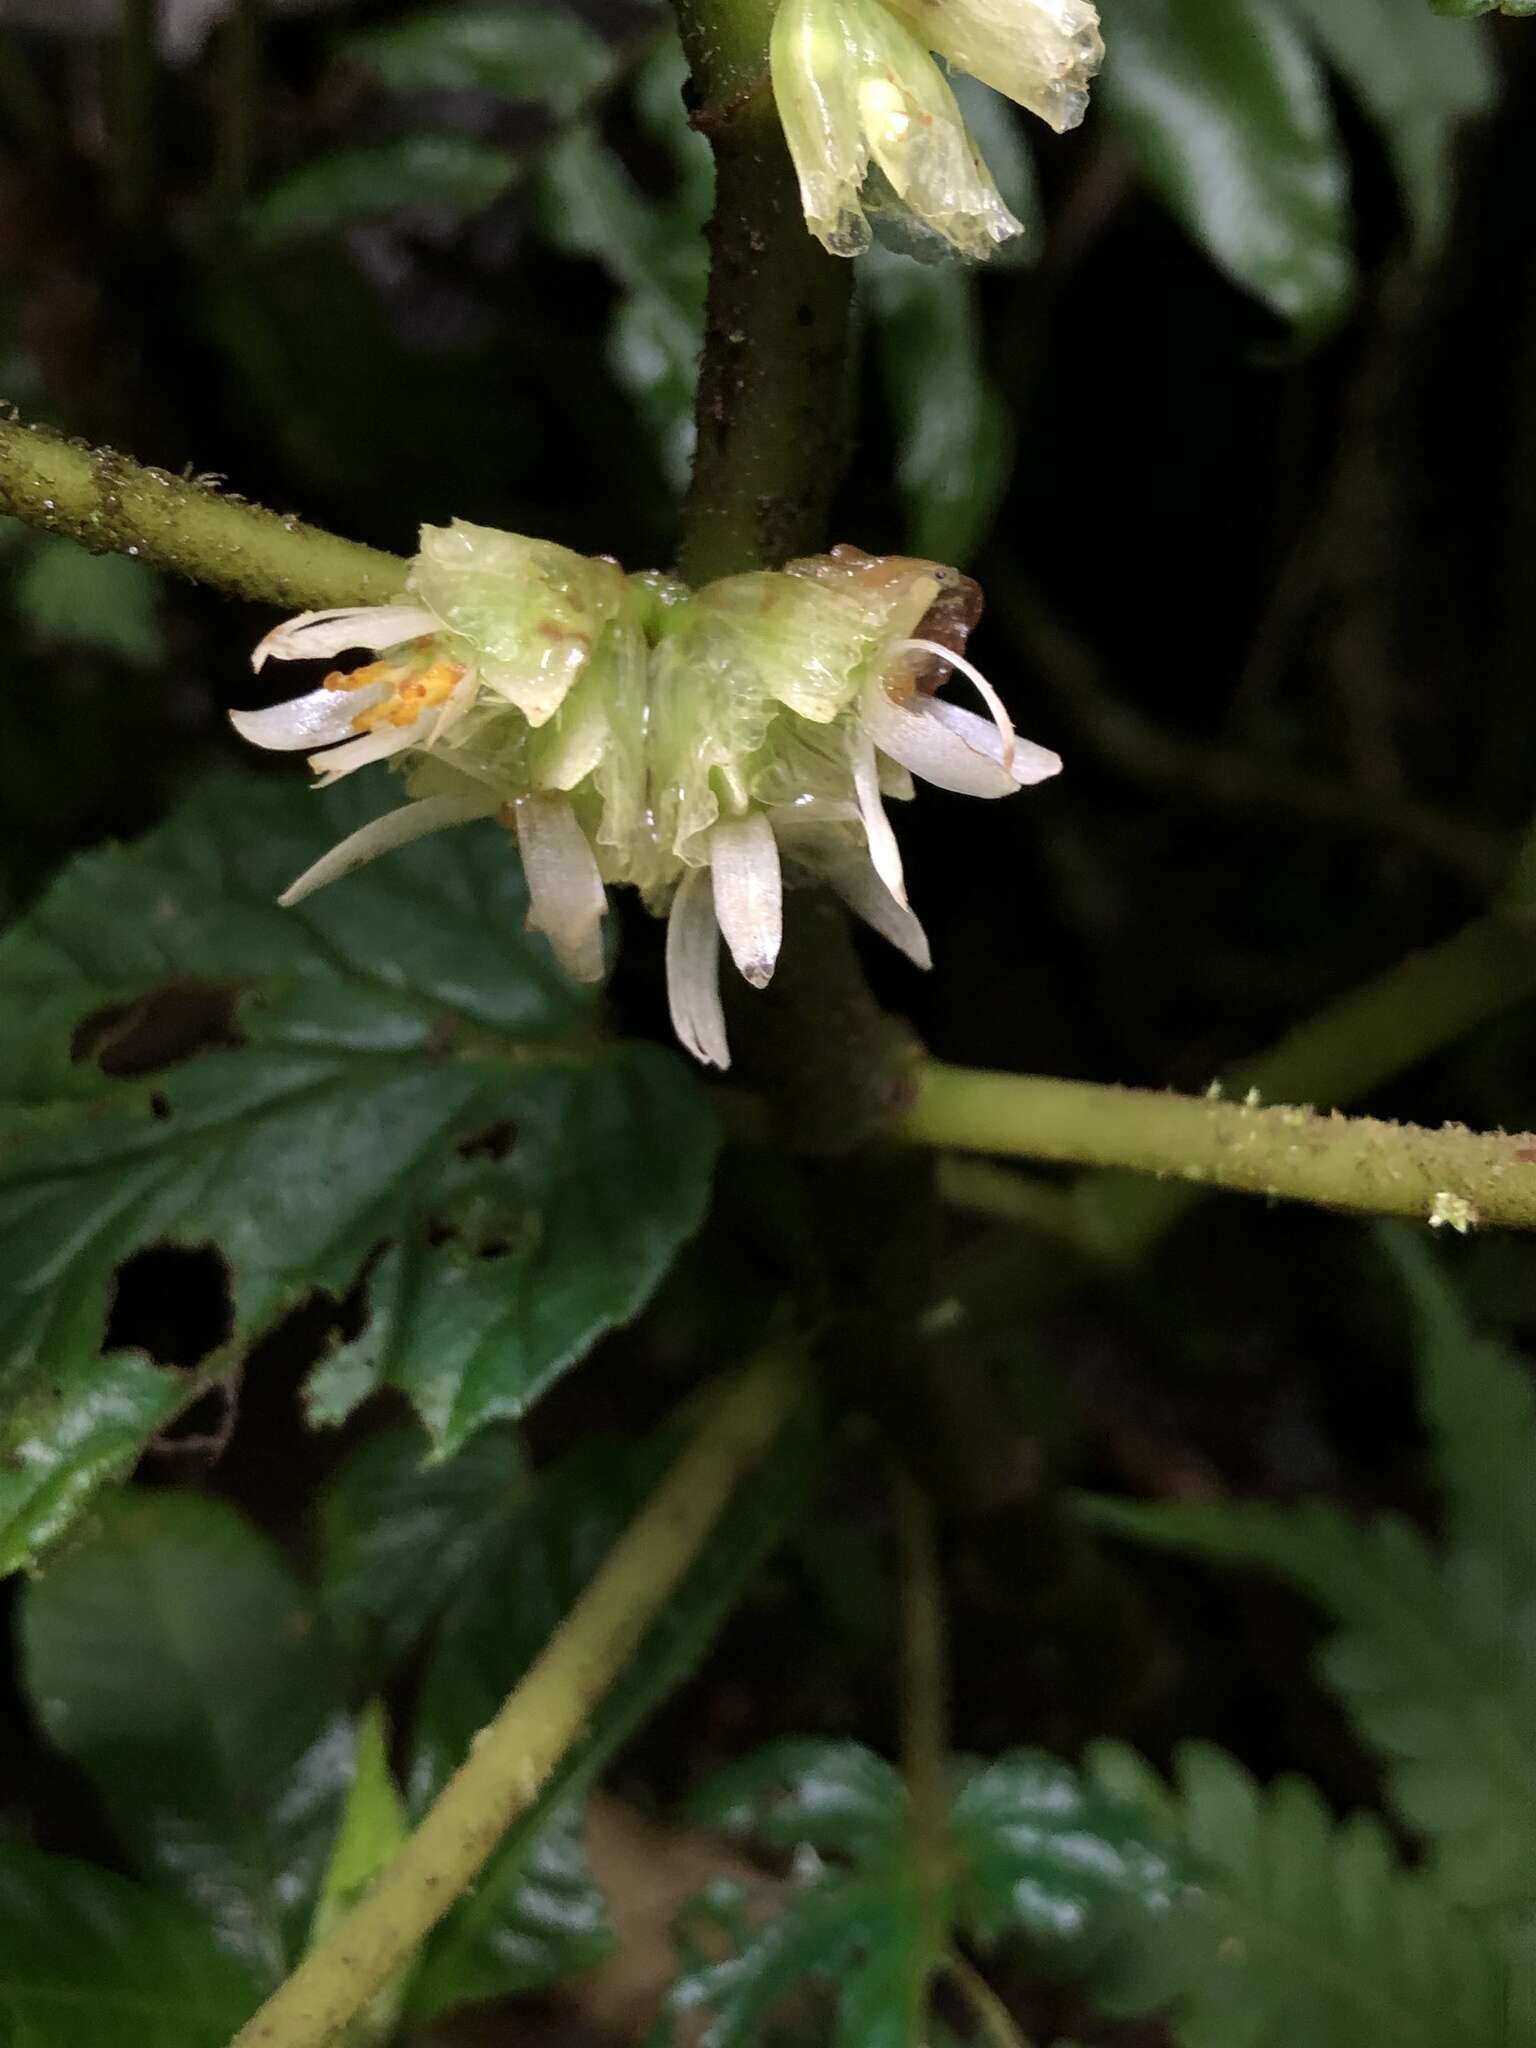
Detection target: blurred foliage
<box><xmin>0</xmin><ymin>0</ymin><xmax>1531</xmax><ymax>2044</ymax></box>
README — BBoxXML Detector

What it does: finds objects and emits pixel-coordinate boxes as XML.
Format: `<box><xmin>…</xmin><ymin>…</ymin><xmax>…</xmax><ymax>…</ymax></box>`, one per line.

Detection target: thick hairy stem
<box><xmin>672</xmin><ymin>0</ymin><xmax>852</xmax><ymax>582</ymax></box>
<box><xmin>893</xmin><ymin>1467</ymin><xmax>949</xmax><ymax>2039</ymax></box>
<box><xmin>904</xmin><ymin>1060</ymin><xmax>1536</xmax><ymax>1233</ymax></box>
<box><xmin>226</xmin><ymin>1348</ymin><xmax>801</xmax><ymax>2048</ymax></box>
<box><xmin>0</xmin><ymin>416</ymin><xmax>405</xmax><ymax>608</ymax></box>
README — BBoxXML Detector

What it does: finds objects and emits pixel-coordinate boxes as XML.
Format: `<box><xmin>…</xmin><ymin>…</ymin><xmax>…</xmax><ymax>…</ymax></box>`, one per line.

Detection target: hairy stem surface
<box><xmin>0</xmin><ymin>416</ymin><xmax>405</xmax><ymax>609</ymax></box>
<box><xmin>227</xmin><ymin>1348</ymin><xmax>801</xmax><ymax>2048</ymax></box>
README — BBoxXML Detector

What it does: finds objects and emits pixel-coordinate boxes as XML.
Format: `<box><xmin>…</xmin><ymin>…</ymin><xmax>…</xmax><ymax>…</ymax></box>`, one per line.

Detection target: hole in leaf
<box><xmin>149</xmin><ymin>1375</ymin><xmax>241</xmax><ymax>1467</ymax></box>
<box><xmin>457</xmin><ymin>1118</ymin><xmax>517</xmax><ymax>1162</ymax></box>
<box><xmin>149</xmin><ymin>1090</ymin><xmax>171</xmax><ymax>1121</ymax></box>
<box><xmin>70</xmin><ymin>978</ymin><xmax>247</xmax><ymax>1078</ymax></box>
<box><xmin>104</xmin><ymin>1243</ymin><xmax>234</xmax><ymax>1368</ymax></box>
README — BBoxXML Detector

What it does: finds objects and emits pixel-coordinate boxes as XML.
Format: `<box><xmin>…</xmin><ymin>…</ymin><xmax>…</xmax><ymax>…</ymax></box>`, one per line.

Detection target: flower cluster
<box><xmin>234</xmin><ymin>520</ymin><xmax>1061</xmax><ymax>1067</ymax></box>
<box><xmin>770</xmin><ymin>0</ymin><xmax>1103</xmax><ymax>261</ymax></box>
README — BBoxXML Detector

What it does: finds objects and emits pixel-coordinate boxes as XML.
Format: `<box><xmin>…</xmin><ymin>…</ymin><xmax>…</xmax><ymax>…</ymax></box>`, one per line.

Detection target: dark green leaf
<box><xmin>867</xmin><ymin>251</ymin><xmax>1012</xmax><ymax>567</ymax></box>
<box><xmin>1377</xmin><ymin>1223</ymin><xmax>1536</xmax><ymax>1574</ymax></box>
<box><xmin>246</xmin><ymin>138</ymin><xmax>521</xmax><ymax>251</ymax></box>
<box><xmin>316</xmin><ymin>1423</ymin><xmax>527</xmax><ymax>1678</ymax></box>
<box><xmin>688</xmin><ymin>1738</ymin><xmax>906</xmax><ymax>1861</ymax></box>
<box><xmin>344</xmin><ymin>5</ymin><xmax>616</xmax><ymax>113</ymax></box>
<box><xmin>409</xmin><ymin>1412</ymin><xmax>821</xmax><ymax>2018</ymax></box>
<box><xmin>17</xmin><ymin>539</ymin><xmax>165</xmax><ymax>667</ymax></box>
<box><xmin>950</xmin><ymin>1750</ymin><xmax>1180</xmax><ymax>1945</ymax></box>
<box><xmin>663</xmin><ymin>1871</ymin><xmax>922</xmax><ymax>2048</ymax></box>
<box><xmin>0</xmin><ymin>1841</ymin><xmax>261</xmax><ymax>2048</ymax></box>
<box><xmin>0</xmin><ymin>774</ymin><xmax>717</xmax><ymax>1568</ymax></box>
<box><xmin>537</xmin><ymin>115</ymin><xmax>707</xmax><ymax>491</ymax></box>
<box><xmin>1081</xmin><ymin>1495</ymin><xmax>1536</xmax><ymax>1912</ymax></box>
<box><xmin>1099</xmin><ymin>0</ymin><xmax>1353</xmax><ymax>330</ymax></box>
<box><xmin>1280</xmin><ymin>0</ymin><xmax>1492</xmax><ymax>255</ymax></box>
<box><xmin>1088</xmin><ymin>1743</ymin><xmax>1522</xmax><ymax>2048</ymax></box>
<box><xmin>20</xmin><ymin>1491</ymin><xmax>350</xmax><ymax>1980</ymax></box>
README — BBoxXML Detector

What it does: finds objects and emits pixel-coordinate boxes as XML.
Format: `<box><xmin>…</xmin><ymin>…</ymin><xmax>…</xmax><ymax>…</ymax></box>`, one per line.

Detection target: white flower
<box><xmin>232</xmin><ymin>530</ymin><xmax>1063</xmax><ymax>1069</ymax></box>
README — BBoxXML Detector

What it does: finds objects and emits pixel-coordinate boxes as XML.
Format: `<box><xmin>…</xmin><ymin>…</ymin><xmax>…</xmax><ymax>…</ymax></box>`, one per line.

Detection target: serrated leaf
<box><xmin>0</xmin><ymin>773</ymin><xmax>718</xmax><ymax>1567</ymax></box>
<box><xmin>1081</xmin><ymin>1495</ymin><xmax>1536</xmax><ymax>1912</ymax></box>
<box><xmin>1099</xmin><ymin>0</ymin><xmax>1353</xmax><ymax>330</ymax></box>
<box><xmin>688</xmin><ymin>1738</ymin><xmax>906</xmax><ymax>1861</ymax></box>
<box><xmin>0</xmin><ymin>1841</ymin><xmax>262</xmax><ymax>2047</ymax></box>
<box><xmin>19</xmin><ymin>1491</ymin><xmax>351</xmax><ymax>1980</ymax></box>
<box><xmin>662</xmin><ymin>1870</ymin><xmax>923</xmax><ymax>2048</ymax></box>
<box><xmin>409</xmin><ymin>1411</ymin><xmax>821</xmax><ymax>2018</ymax></box>
<box><xmin>344</xmin><ymin>4</ymin><xmax>616</xmax><ymax>113</ymax></box>
<box><xmin>316</xmin><ymin>1422</ymin><xmax>528</xmax><ymax>1678</ymax></box>
<box><xmin>246</xmin><ymin>137</ymin><xmax>521</xmax><ymax>251</ymax></box>
<box><xmin>866</xmin><ymin>252</ymin><xmax>1011</xmax><ymax>568</ymax></box>
<box><xmin>1087</xmin><ymin>1742</ymin><xmax>1522</xmax><ymax>2048</ymax></box>
<box><xmin>17</xmin><ymin>538</ymin><xmax>164</xmax><ymax>667</ymax></box>
<box><xmin>1377</xmin><ymin>1223</ymin><xmax>1536</xmax><ymax>1576</ymax></box>
<box><xmin>950</xmin><ymin>1751</ymin><xmax>1181</xmax><ymax>1944</ymax></box>
<box><xmin>1279</xmin><ymin>0</ymin><xmax>1493</xmax><ymax>255</ymax></box>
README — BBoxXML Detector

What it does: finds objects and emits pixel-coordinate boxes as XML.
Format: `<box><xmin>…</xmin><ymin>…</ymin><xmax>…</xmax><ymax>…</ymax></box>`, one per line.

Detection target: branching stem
<box><xmin>225</xmin><ymin>1348</ymin><xmax>802</xmax><ymax>2048</ymax></box>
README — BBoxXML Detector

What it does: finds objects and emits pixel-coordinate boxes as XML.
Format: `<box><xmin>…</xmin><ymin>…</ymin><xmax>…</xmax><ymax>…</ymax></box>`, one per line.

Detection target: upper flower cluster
<box><xmin>234</xmin><ymin>520</ymin><xmax>1061</xmax><ymax>1067</ymax></box>
<box><xmin>770</xmin><ymin>0</ymin><xmax>1103</xmax><ymax>261</ymax></box>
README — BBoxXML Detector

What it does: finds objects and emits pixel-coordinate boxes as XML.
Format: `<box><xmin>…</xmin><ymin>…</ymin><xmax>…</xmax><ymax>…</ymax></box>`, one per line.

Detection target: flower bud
<box><xmin>882</xmin><ymin>0</ymin><xmax>1103</xmax><ymax>135</ymax></box>
<box><xmin>769</xmin><ymin>0</ymin><xmax>1023</xmax><ymax>261</ymax></box>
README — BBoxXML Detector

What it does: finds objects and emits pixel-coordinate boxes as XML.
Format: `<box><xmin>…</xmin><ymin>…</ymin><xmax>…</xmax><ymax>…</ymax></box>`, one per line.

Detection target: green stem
<box><xmin>672</xmin><ymin>0</ymin><xmax>853</xmax><ymax>579</ymax></box>
<box><xmin>0</xmin><ymin>415</ymin><xmax>405</xmax><ymax>608</ymax></box>
<box><xmin>901</xmin><ymin>1059</ymin><xmax>1536</xmax><ymax>1234</ymax></box>
<box><xmin>227</xmin><ymin>1348</ymin><xmax>802</xmax><ymax>2048</ymax></box>
<box><xmin>893</xmin><ymin>1467</ymin><xmax>949</xmax><ymax>2040</ymax></box>
<box><xmin>945</xmin><ymin>1952</ymin><xmax>1035</xmax><ymax>2048</ymax></box>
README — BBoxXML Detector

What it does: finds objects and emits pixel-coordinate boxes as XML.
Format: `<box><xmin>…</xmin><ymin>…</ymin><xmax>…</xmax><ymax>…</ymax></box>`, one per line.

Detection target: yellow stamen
<box><xmin>350</xmin><ymin>659</ymin><xmax>465</xmax><ymax>734</ymax></box>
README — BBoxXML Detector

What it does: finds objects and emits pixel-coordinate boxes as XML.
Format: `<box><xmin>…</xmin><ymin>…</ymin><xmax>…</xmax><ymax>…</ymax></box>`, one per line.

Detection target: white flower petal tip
<box><xmin>894</xmin><ymin>636</ymin><xmax>1017</xmax><ymax>771</ymax></box>
<box><xmin>821</xmin><ymin>848</ymin><xmax>932</xmax><ymax>970</ymax></box>
<box><xmin>851</xmin><ymin>731</ymin><xmax>909</xmax><ymax>907</ymax></box>
<box><xmin>709</xmin><ymin>815</ymin><xmax>784</xmax><ymax>991</ymax></box>
<box><xmin>667</xmin><ymin>866</ymin><xmax>731</xmax><ymax>1070</ymax></box>
<box><xmin>251</xmin><ymin>605</ymin><xmax>438</xmax><ymax>672</ymax></box>
<box><xmin>229</xmin><ymin>685</ymin><xmax>394</xmax><ymax>753</ymax></box>
<box><xmin>276</xmin><ymin>795</ymin><xmax>496</xmax><ymax>908</ymax></box>
<box><xmin>925</xmin><ymin>697</ymin><xmax>1063</xmax><ymax>786</ymax></box>
<box><xmin>514</xmin><ymin>795</ymin><xmax>609</xmax><ymax>987</ymax></box>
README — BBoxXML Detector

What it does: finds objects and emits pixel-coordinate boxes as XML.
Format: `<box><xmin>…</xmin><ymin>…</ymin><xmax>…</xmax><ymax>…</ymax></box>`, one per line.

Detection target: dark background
<box><xmin>0</xmin><ymin>4</ymin><xmax>1533</xmax><ymax>2040</ymax></box>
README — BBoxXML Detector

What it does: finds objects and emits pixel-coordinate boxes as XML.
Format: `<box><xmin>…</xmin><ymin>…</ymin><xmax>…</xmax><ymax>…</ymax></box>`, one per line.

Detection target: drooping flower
<box><xmin>233</xmin><ymin>523</ymin><xmax>1062</xmax><ymax>1070</ymax></box>
<box><xmin>768</xmin><ymin>0</ymin><xmax>1102</xmax><ymax>261</ymax></box>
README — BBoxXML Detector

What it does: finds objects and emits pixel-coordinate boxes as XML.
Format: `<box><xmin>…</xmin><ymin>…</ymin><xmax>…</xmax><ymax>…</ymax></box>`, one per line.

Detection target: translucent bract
<box><xmin>768</xmin><ymin>0</ymin><xmax>1102</xmax><ymax>260</ymax></box>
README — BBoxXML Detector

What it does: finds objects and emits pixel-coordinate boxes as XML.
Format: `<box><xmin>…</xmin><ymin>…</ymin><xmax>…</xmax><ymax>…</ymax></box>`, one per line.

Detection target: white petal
<box><xmin>894</xmin><ymin>636</ymin><xmax>1018</xmax><ymax>773</ymax></box>
<box><xmin>229</xmin><ymin>682</ymin><xmax>389</xmax><ymax>752</ymax></box>
<box><xmin>277</xmin><ymin>795</ymin><xmax>496</xmax><ymax>908</ymax></box>
<box><xmin>709</xmin><ymin>814</ymin><xmax>783</xmax><ymax>990</ymax></box>
<box><xmin>862</xmin><ymin>681</ymin><xmax>1015</xmax><ymax>798</ymax></box>
<box><xmin>851</xmin><ymin>729</ymin><xmax>908</xmax><ymax>903</ymax></box>
<box><xmin>925</xmin><ymin>698</ymin><xmax>1063</xmax><ymax>786</ymax></box>
<box><xmin>820</xmin><ymin>846</ymin><xmax>932</xmax><ymax>970</ymax></box>
<box><xmin>666</xmin><ymin>865</ymin><xmax>730</xmax><ymax>1070</ymax></box>
<box><xmin>514</xmin><ymin>795</ymin><xmax>607</xmax><ymax>985</ymax></box>
<box><xmin>252</xmin><ymin>605</ymin><xmax>438</xmax><ymax>671</ymax></box>
<box><xmin>308</xmin><ymin>717</ymin><xmax>431</xmax><ymax>785</ymax></box>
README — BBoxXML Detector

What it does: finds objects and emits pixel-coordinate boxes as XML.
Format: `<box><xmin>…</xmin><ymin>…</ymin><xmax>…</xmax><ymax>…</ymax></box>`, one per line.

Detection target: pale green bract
<box><xmin>232</xmin><ymin>520</ymin><xmax>1063</xmax><ymax>1069</ymax></box>
<box><xmin>768</xmin><ymin>0</ymin><xmax>1102</xmax><ymax>261</ymax></box>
